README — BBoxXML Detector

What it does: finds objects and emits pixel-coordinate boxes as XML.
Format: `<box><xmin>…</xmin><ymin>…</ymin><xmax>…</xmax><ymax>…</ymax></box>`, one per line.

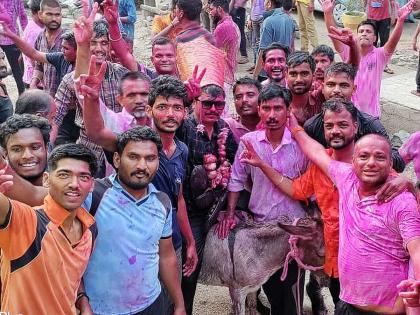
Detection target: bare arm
<box><xmin>384</xmin><ymin>1</ymin><xmax>414</xmax><ymax>55</ymax></box>
<box><xmin>151</xmin><ymin>17</ymin><xmax>179</xmax><ymax>42</ymax></box>
<box><xmin>176</xmin><ymin>185</ymin><xmax>197</xmax><ymax>276</ymax></box>
<box><xmin>320</xmin><ymin>0</ymin><xmax>344</xmax><ymax>53</ymax></box>
<box><xmin>159</xmin><ymin>238</ymin><xmax>186</xmax><ymax>313</ymax></box>
<box><xmin>253</xmin><ymin>50</ymin><xmax>264</xmax><ymax>80</ymax></box>
<box><xmin>0</xmin><ymin>169</ymin><xmax>13</xmax><ymax>226</ymax></box>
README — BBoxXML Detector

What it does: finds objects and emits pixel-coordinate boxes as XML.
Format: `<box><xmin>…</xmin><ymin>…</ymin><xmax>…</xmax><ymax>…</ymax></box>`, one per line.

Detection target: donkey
<box><xmin>199</xmin><ymin>216</ymin><xmax>325</xmax><ymax>315</ymax></box>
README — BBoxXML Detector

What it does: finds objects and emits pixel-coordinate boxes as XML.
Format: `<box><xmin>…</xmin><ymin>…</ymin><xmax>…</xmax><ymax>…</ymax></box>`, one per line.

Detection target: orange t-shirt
<box><xmin>0</xmin><ymin>195</ymin><xmax>96</xmax><ymax>314</ymax></box>
<box><xmin>151</xmin><ymin>14</ymin><xmax>183</xmax><ymax>41</ymax></box>
<box><xmin>292</xmin><ymin>149</ymin><xmax>339</xmax><ymax>278</ymax></box>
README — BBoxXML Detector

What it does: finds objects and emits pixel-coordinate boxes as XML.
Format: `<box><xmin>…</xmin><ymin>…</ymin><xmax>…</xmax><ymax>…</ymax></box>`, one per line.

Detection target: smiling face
<box><xmin>323</xmin><ymin>73</ymin><xmax>356</xmax><ymax>101</ymax></box>
<box><xmin>114</xmin><ymin>140</ymin><xmax>159</xmax><ymax>192</ymax></box>
<box><xmin>118</xmin><ymin>79</ymin><xmax>151</xmax><ymax>119</ymax></box>
<box><xmin>44</xmin><ymin>158</ymin><xmax>93</xmax><ymax>211</ymax></box>
<box><xmin>151</xmin><ymin>44</ymin><xmax>177</xmax><ymax>75</ymax></box>
<box><xmin>357</xmin><ymin>24</ymin><xmax>377</xmax><ymax>48</ymax></box>
<box><xmin>90</xmin><ymin>35</ymin><xmax>110</xmax><ymax>64</ymax></box>
<box><xmin>286</xmin><ymin>63</ymin><xmax>313</xmax><ymax>95</ymax></box>
<box><xmin>233</xmin><ymin>84</ymin><xmax>259</xmax><ymax>118</ymax></box>
<box><xmin>258</xmin><ymin>97</ymin><xmax>289</xmax><ymax>131</ymax></box>
<box><xmin>323</xmin><ymin>108</ymin><xmax>357</xmax><ymax>150</ymax></box>
<box><xmin>353</xmin><ymin>136</ymin><xmax>392</xmax><ymax>188</ymax></box>
<box><xmin>148</xmin><ymin>95</ymin><xmax>186</xmax><ymax>133</ymax></box>
<box><xmin>264</xmin><ymin>49</ymin><xmax>287</xmax><ymax>84</ymax></box>
<box><xmin>313</xmin><ymin>53</ymin><xmax>332</xmax><ymax>81</ymax></box>
<box><xmin>5</xmin><ymin>127</ymin><xmax>48</xmax><ymax>184</ymax></box>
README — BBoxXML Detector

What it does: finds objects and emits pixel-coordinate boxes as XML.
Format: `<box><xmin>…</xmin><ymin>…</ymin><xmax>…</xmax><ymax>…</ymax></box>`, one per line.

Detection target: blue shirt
<box><xmin>259</xmin><ymin>8</ymin><xmax>295</xmax><ymax>50</ymax></box>
<box><xmin>152</xmin><ymin>138</ymin><xmax>188</xmax><ymax>250</ymax></box>
<box><xmin>119</xmin><ymin>0</ymin><xmax>137</xmax><ymax>40</ymax></box>
<box><xmin>46</xmin><ymin>52</ymin><xmax>74</xmax><ymax>82</ymax></box>
<box><xmin>82</xmin><ymin>175</ymin><xmax>172</xmax><ymax>315</ymax></box>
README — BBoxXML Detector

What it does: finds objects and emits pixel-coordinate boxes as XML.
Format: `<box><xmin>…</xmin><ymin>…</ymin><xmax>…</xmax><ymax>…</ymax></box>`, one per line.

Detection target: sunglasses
<box><xmin>199</xmin><ymin>100</ymin><xmax>226</xmax><ymax>110</ymax></box>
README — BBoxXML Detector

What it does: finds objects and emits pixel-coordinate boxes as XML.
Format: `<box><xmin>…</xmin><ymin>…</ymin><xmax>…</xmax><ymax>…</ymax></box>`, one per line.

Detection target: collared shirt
<box><xmin>176</xmin><ymin>117</ymin><xmax>238</xmax><ymax>217</ymax></box>
<box><xmin>151</xmin><ymin>13</ymin><xmax>183</xmax><ymax>40</ymax></box>
<box><xmin>259</xmin><ymin>8</ymin><xmax>295</xmax><ymax>50</ymax></box>
<box><xmin>0</xmin><ymin>195</ymin><xmax>96</xmax><ymax>314</ymax></box>
<box><xmin>224</xmin><ymin>117</ymin><xmax>251</xmax><ymax>143</ymax></box>
<box><xmin>229</xmin><ymin>128</ymin><xmax>309</xmax><ymax>222</ymax></box>
<box><xmin>328</xmin><ymin>160</ymin><xmax>420</xmax><ymax>308</ymax></box>
<box><xmin>118</xmin><ymin>0</ymin><xmax>137</xmax><ymax>40</ymax></box>
<box><xmin>0</xmin><ymin>0</ymin><xmax>28</xmax><ymax>46</ymax></box>
<box><xmin>22</xmin><ymin>20</ymin><xmax>44</xmax><ymax>84</ymax></box>
<box><xmin>399</xmin><ymin>131</ymin><xmax>420</xmax><ymax>179</ymax></box>
<box><xmin>304</xmin><ymin>110</ymin><xmax>406</xmax><ymax>173</ymax></box>
<box><xmin>292</xmin><ymin>149</ymin><xmax>339</xmax><ymax>278</ymax></box>
<box><xmin>340</xmin><ymin>46</ymin><xmax>391</xmax><ymax>118</ymax></box>
<box><xmin>213</xmin><ymin>15</ymin><xmax>240</xmax><ymax>85</ymax></box>
<box><xmin>175</xmin><ymin>22</ymin><xmax>216</xmax><ymax>46</ymax></box>
<box><xmin>82</xmin><ymin>175</ymin><xmax>172</xmax><ymax>314</ymax></box>
<box><xmin>46</xmin><ymin>52</ymin><xmax>74</xmax><ymax>82</ymax></box>
<box><xmin>34</xmin><ymin>28</ymin><xmax>66</xmax><ymax>96</ymax></box>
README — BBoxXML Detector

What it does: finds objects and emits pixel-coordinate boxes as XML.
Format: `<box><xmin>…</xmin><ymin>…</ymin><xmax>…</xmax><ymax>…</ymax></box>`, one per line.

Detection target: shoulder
<box><xmin>109</xmin><ymin>62</ymin><xmax>129</xmax><ymax>76</ymax></box>
<box><xmin>241</xmin><ymin>130</ymin><xmax>263</xmax><ymax>142</ymax></box>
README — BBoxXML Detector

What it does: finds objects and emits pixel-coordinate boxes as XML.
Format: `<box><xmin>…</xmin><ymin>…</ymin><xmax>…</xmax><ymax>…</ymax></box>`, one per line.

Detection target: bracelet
<box><xmin>109</xmin><ymin>34</ymin><xmax>122</xmax><ymax>42</ymax></box>
<box><xmin>290</xmin><ymin>126</ymin><xmax>304</xmax><ymax>137</ymax></box>
<box><xmin>76</xmin><ymin>292</ymin><xmax>89</xmax><ymax>308</ymax></box>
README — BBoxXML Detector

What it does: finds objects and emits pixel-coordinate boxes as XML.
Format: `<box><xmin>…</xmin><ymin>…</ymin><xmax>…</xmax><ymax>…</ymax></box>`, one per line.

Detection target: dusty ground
<box><xmin>1</xmin><ymin>7</ymin><xmax>419</xmax><ymax>315</ymax></box>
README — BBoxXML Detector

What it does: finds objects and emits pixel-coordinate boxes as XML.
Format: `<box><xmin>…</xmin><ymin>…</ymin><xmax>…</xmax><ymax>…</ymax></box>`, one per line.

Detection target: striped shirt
<box><xmin>174</xmin><ymin>22</ymin><xmax>216</xmax><ymax>46</ymax></box>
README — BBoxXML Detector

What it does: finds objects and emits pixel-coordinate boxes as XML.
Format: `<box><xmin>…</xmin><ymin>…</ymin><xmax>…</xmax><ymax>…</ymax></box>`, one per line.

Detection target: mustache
<box><xmin>130</xmin><ymin>170</ymin><xmax>149</xmax><ymax>177</ymax></box>
<box><xmin>162</xmin><ymin>119</ymin><xmax>179</xmax><ymax>124</ymax></box>
<box><xmin>266</xmin><ymin>119</ymin><xmax>279</xmax><ymax>124</ymax></box>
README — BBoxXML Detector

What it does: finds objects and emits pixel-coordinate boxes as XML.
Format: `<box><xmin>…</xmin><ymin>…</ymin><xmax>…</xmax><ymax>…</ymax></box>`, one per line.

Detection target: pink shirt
<box><xmin>328</xmin><ymin>160</ymin><xmax>420</xmax><ymax>308</ymax></box>
<box><xmin>213</xmin><ymin>15</ymin><xmax>240</xmax><ymax>85</ymax></box>
<box><xmin>340</xmin><ymin>46</ymin><xmax>391</xmax><ymax>118</ymax></box>
<box><xmin>228</xmin><ymin>128</ymin><xmax>309</xmax><ymax>222</ymax></box>
<box><xmin>399</xmin><ymin>131</ymin><xmax>420</xmax><ymax>180</ymax></box>
<box><xmin>367</xmin><ymin>0</ymin><xmax>390</xmax><ymax>20</ymax></box>
<box><xmin>22</xmin><ymin>20</ymin><xmax>44</xmax><ymax>84</ymax></box>
<box><xmin>224</xmin><ymin>118</ymin><xmax>250</xmax><ymax>143</ymax></box>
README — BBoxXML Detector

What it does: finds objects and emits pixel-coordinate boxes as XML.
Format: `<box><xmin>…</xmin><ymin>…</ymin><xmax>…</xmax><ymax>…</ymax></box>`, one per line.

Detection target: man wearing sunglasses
<box><xmin>176</xmin><ymin>83</ymin><xmax>238</xmax><ymax>315</ymax></box>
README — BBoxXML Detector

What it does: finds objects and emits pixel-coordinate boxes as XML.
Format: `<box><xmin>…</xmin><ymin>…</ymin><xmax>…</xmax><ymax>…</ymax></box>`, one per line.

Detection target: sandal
<box><xmin>384</xmin><ymin>66</ymin><xmax>394</xmax><ymax>74</ymax></box>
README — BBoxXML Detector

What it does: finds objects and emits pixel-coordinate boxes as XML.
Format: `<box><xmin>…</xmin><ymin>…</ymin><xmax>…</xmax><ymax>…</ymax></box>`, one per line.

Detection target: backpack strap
<box><xmin>155</xmin><ymin>191</ymin><xmax>172</xmax><ymax>219</ymax></box>
<box><xmin>89</xmin><ymin>177</ymin><xmax>113</xmax><ymax>217</ymax></box>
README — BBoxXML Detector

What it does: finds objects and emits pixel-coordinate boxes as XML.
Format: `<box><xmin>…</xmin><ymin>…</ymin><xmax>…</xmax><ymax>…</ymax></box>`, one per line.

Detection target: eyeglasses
<box><xmin>199</xmin><ymin>100</ymin><xmax>226</xmax><ymax>110</ymax></box>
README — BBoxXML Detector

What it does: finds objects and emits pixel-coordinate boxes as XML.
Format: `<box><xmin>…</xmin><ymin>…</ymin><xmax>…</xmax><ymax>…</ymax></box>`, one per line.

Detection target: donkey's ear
<box><xmin>278</xmin><ymin>218</ymin><xmax>318</xmax><ymax>236</ymax></box>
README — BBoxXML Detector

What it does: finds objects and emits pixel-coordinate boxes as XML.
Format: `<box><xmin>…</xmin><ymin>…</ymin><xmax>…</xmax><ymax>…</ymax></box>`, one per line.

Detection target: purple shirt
<box><xmin>229</xmin><ymin>128</ymin><xmax>309</xmax><ymax>222</ymax></box>
<box><xmin>22</xmin><ymin>20</ymin><xmax>44</xmax><ymax>84</ymax></box>
<box><xmin>0</xmin><ymin>0</ymin><xmax>28</xmax><ymax>46</ymax></box>
<box><xmin>250</xmin><ymin>0</ymin><xmax>265</xmax><ymax>21</ymax></box>
<box><xmin>224</xmin><ymin>117</ymin><xmax>250</xmax><ymax>144</ymax></box>
<box><xmin>399</xmin><ymin>131</ymin><xmax>420</xmax><ymax>180</ymax></box>
<box><xmin>328</xmin><ymin>160</ymin><xmax>420</xmax><ymax>308</ymax></box>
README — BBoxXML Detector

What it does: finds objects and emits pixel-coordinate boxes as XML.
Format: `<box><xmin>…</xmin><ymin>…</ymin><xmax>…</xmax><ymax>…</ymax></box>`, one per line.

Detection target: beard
<box><xmin>118</xmin><ymin>172</ymin><xmax>150</xmax><ymax>190</ymax></box>
<box><xmin>46</xmin><ymin>22</ymin><xmax>60</xmax><ymax>30</ymax></box>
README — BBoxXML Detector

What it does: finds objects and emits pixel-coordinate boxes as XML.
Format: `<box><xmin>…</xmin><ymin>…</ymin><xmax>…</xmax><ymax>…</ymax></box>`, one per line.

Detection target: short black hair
<box><xmin>152</xmin><ymin>37</ymin><xmax>175</xmax><ymax>50</ymax></box>
<box><xmin>116</xmin><ymin>126</ymin><xmax>163</xmax><ymax>155</ymax></box>
<box><xmin>357</xmin><ymin>20</ymin><xmax>378</xmax><ymax>38</ymax></box>
<box><xmin>177</xmin><ymin>0</ymin><xmax>202</xmax><ymax>21</ymax></box>
<box><xmin>48</xmin><ymin>143</ymin><xmax>98</xmax><ymax>175</ymax></box>
<box><xmin>258</xmin><ymin>84</ymin><xmax>293</xmax><ymax>108</ymax></box>
<box><xmin>287</xmin><ymin>51</ymin><xmax>316</xmax><ymax>72</ymax></box>
<box><xmin>40</xmin><ymin>0</ymin><xmax>61</xmax><ymax>10</ymax></box>
<box><xmin>29</xmin><ymin>0</ymin><xmax>42</xmax><ymax>13</ymax></box>
<box><xmin>209</xmin><ymin>0</ymin><xmax>229</xmax><ymax>12</ymax></box>
<box><xmin>171</xmin><ymin>0</ymin><xmax>179</xmax><ymax>10</ymax></box>
<box><xmin>282</xmin><ymin>0</ymin><xmax>293</xmax><ymax>11</ymax></box>
<box><xmin>324</xmin><ymin>62</ymin><xmax>356</xmax><ymax>81</ymax></box>
<box><xmin>149</xmin><ymin>75</ymin><xmax>189</xmax><ymax>107</ymax></box>
<box><xmin>15</xmin><ymin>90</ymin><xmax>53</xmax><ymax>116</ymax></box>
<box><xmin>61</xmin><ymin>31</ymin><xmax>76</xmax><ymax>49</ymax></box>
<box><xmin>92</xmin><ymin>20</ymin><xmax>109</xmax><ymax>40</ymax></box>
<box><xmin>270</xmin><ymin>0</ymin><xmax>284</xmax><ymax>8</ymax></box>
<box><xmin>233</xmin><ymin>76</ymin><xmax>262</xmax><ymax>94</ymax></box>
<box><xmin>311</xmin><ymin>45</ymin><xmax>334</xmax><ymax>62</ymax></box>
<box><xmin>0</xmin><ymin>114</ymin><xmax>51</xmax><ymax>148</ymax></box>
<box><xmin>321</xmin><ymin>99</ymin><xmax>358</xmax><ymax>122</ymax></box>
<box><xmin>118</xmin><ymin>71</ymin><xmax>151</xmax><ymax>95</ymax></box>
<box><xmin>201</xmin><ymin>84</ymin><xmax>225</xmax><ymax>99</ymax></box>
<box><xmin>262</xmin><ymin>42</ymin><xmax>290</xmax><ymax>62</ymax></box>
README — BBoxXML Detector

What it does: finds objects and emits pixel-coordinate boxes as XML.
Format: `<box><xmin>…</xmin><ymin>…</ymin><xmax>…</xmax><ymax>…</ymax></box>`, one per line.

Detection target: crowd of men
<box><xmin>0</xmin><ymin>0</ymin><xmax>419</xmax><ymax>314</ymax></box>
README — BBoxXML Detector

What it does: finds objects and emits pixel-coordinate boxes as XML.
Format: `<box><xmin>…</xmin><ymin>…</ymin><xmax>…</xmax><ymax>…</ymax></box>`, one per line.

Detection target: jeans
<box><xmin>133</xmin><ymin>292</ymin><xmax>164</xmax><ymax>315</ymax></box>
<box><xmin>230</xmin><ymin>7</ymin><xmax>247</xmax><ymax>57</ymax></box>
<box><xmin>251</xmin><ymin>18</ymin><xmax>264</xmax><ymax>64</ymax></box>
<box><xmin>262</xmin><ymin>261</ymin><xmax>305</xmax><ymax>315</ymax></box>
<box><xmin>367</xmin><ymin>18</ymin><xmax>390</xmax><ymax>47</ymax></box>
<box><xmin>0</xmin><ymin>44</ymin><xmax>25</xmax><ymax>94</ymax></box>
<box><xmin>181</xmin><ymin>216</ymin><xmax>207</xmax><ymax>315</ymax></box>
<box><xmin>335</xmin><ymin>300</ymin><xmax>383</xmax><ymax>315</ymax></box>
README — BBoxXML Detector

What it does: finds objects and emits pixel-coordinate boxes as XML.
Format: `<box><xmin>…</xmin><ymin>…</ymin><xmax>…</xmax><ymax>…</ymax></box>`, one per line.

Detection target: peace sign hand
<box><xmin>77</xmin><ymin>55</ymin><xmax>107</xmax><ymax>100</ymax></box>
<box><xmin>185</xmin><ymin>65</ymin><xmax>207</xmax><ymax>101</ymax></box>
<box><xmin>318</xmin><ymin>0</ymin><xmax>335</xmax><ymax>14</ymax></box>
<box><xmin>239</xmin><ymin>140</ymin><xmax>263</xmax><ymax>168</ymax></box>
<box><xmin>103</xmin><ymin>0</ymin><xmax>119</xmax><ymax>25</ymax></box>
<box><xmin>73</xmin><ymin>0</ymin><xmax>99</xmax><ymax>45</ymax></box>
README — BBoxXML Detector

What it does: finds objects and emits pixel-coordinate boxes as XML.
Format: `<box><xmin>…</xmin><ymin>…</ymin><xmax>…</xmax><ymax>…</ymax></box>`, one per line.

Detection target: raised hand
<box><xmin>328</xmin><ymin>26</ymin><xmax>357</xmax><ymax>46</ymax></box>
<box><xmin>77</xmin><ymin>55</ymin><xmax>107</xmax><ymax>100</ymax></box>
<box><xmin>318</xmin><ymin>0</ymin><xmax>335</xmax><ymax>14</ymax></box>
<box><xmin>398</xmin><ymin>0</ymin><xmax>414</xmax><ymax>21</ymax></box>
<box><xmin>73</xmin><ymin>0</ymin><xmax>99</xmax><ymax>45</ymax></box>
<box><xmin>239</xmin><ymin>140</ymin><xmax>263</xmax><ymax>168</ymax></box>
<box><xmin>103</xmin><ymin>0</ymin><xmax>119</xmax><ymax>25</ymax></box>
<box><xmin>184</xmin><ymin>65</ymin><xmax>207</xmax><ymax>101</ymax></box>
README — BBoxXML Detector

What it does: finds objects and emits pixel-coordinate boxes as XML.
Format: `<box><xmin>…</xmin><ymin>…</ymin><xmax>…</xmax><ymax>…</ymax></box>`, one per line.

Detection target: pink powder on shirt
<box><xmin>399</xmin><ymin>131</ymin><xmax>420</xmax><ymax>180</ymax></box>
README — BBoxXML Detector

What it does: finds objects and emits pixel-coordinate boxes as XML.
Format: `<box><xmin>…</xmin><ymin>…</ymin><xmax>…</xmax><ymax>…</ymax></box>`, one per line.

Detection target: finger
<box><xmin>399</xmin><ymin>291</ymin><xmax>420</xmax><ymax>299</ymax></box>
<box><xmin>90</xmin><ymin>2</ymin><xmax>99</xmax><ymax>21</ymax></box>
<box><xmin>398</xmin><ymin>280</ymin><xmax>413</xmax><ymax>290</ymax></box>
<box><xmin>82</xmin><ymin>0</ymin><xmax>89</xmax><ymax>17</ymax></box>
<box><xmin>88</xmin><ymin>56</ymin><xmax>97</xmax><ymax>75</ymax></box>
<box><xmin>97</xmin><ymin>61</ymin><xmax>107</xmax><ymax>79</ymax></box>
<box><xmin>328</xmin><ymin>34</ymin><xmax>345</xmax><ymax>42</ymax></box>
<box><xmin>192</xmin><ymin>64</ymin><xmax>198</xmax><ymax>80</ymax></box>
<box><xmin>197</xmin><ymin>67</ymin><xmax>207</xmax><ymax>83</ymax></box>
<box><xmin>376</xmin><ymin>182</ymin><xmax>391</xmax><ymax>201</ymax></box>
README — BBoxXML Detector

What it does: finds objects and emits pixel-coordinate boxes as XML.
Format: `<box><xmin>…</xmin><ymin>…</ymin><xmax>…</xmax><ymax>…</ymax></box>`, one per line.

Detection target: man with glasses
<box><xmin>176</xmin><ymin>83</ymin><xmax>238</xmax><ymax>315</ymax></box>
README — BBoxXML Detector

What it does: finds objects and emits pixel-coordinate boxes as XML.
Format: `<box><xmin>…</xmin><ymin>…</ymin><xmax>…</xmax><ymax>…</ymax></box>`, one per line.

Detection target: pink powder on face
<box><xmin>399</xmin><ymin>132</ymin><xmax>420</xmax><ymax>180</ymax></box>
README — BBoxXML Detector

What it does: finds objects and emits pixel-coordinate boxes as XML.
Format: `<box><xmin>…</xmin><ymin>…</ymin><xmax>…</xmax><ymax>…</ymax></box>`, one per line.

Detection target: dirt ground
<box><xmin>2</xmin><ymin>7</ymin><xmax>419</xmax><ymax>315</ymax></box>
